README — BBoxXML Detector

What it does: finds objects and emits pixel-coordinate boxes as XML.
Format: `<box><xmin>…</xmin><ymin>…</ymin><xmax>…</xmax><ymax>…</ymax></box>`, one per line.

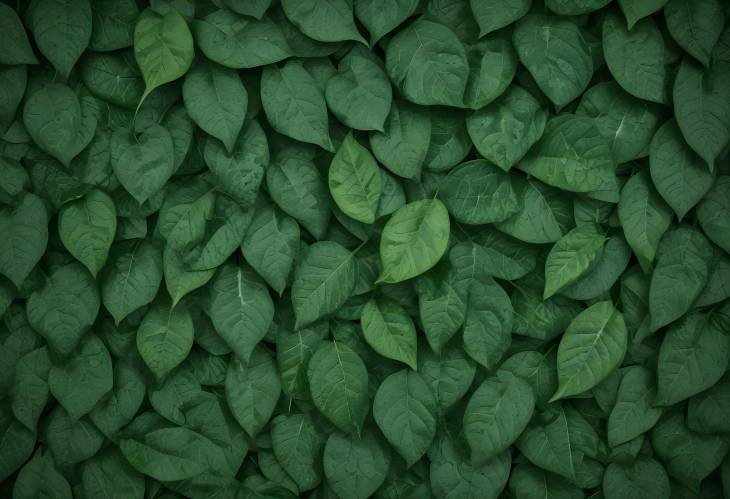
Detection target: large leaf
<box><xmin>551</xmin><ymin>302</ymin><xmax>628</xmax><ymax>401</ymax></box>
<box><xmin>328</xmin><ymin>133</ymin><xmax>381</xmax><ymax>224</ymax></box>
<box><xmin>378</xmin><ymin>199</ymin><xmax>450</xmax><ymax>284</ymax></box>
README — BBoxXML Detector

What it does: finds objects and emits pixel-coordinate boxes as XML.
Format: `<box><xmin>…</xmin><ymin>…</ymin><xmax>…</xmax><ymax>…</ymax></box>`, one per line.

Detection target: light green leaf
<box><xmin>373</xmin><ymin>369</ymin><xmax>437</xmax><ymax>466</ymax></box>
<box><xmin>513</xmin><ymin>12</ymin><xmax>592</xmax><ymax>107</ymax></box>
<box><xmin>386</xmin><ymin>20</ymin><xmax>469</xmax><ymax>107</ymax></box>
<box><xmin>27</xmin><ymin>0</ymin><xmax>91</xmax><ymax>79</ymax></box>
<box><xmin>378</xmin><ymin>199</ymin><xmax>450</xmax><ymax>284</ymax></box>
<box><xmin>292</xmin><ymin>241</ymin><xmax>357</xmax><ymax>329</ymax></box>
<box><xmin>328</xmin><ymin>133</ymin><xmax>382</xmax><ymax>224</ymax></box>
<box><xmin>649</xmin><ymin>226</ymin><xmax>713</xmax><ymax>331</ymax></box>
<box><xmin>209</xmin><ymin>263</ymin><xmax>274</xmax><ymax>363</ymax></box>
<box><xmin>362</xmin><ymin>297</ymin><xmax>417</xmax><ymax>369</ymax></box>
<box><xmin>551</xmin><ymin>302</ymin><xmax>628</xmax><ymax>401</ymax></box>
<box><xmin>27</xmin><ymin>263</ymin><xmax>100</xmax><ymax>357</ymax></box>
<box><xmin>544</xmin><ymin>224</ymin><xmax>606</xmax><ymax>299</ymax></box>
<box><xmin>183</xmin><ymin>61</ymin><xmax>247</xmax><ymax>153</ymax></box>
<box><xmin>133</xmin><ymin>9</ymin><xmax>193</xmax><ymax>105</ymax></box>
<box><xmin>226</xmin><ymin>346</ymin><xmax>281</xmax><ymax>437</ymax></box>
<box><xmin>137</xmin><ymin>300</ymin><xmax>193</xmax><ymax>382</ymax></box>
<box><xmin>464</xmin><ymin>371</ymin><xmax>535</xmax><ymax>465</ymax></box>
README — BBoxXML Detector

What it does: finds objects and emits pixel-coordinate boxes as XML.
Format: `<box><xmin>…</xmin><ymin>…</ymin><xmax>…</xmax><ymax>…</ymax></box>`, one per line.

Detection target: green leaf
<box><xmin>687</xmin><ymin>371</ymin><xmax>730</xmax><ymax>434</ymax></box>
<box><xmin>373</xmin><ymin>369</ymin><xmax>437</xmax><ymax>466</ymax></box>
<box><xmin>513</xmin><ymin>12</ymin><xmax>593</xmax><ymax>107</ymax></box>
<box><xmin>618</xmin><ymin>0</ymin><xmax>668</xmax><ymax>30</ymax></box>
<box><xmin>369</xmin><ymin>100</ymin><xmax>431</xmax><ymax>180</ymax></box>
<box><xmin>328</xmin><ymin>132</ymin><xmax>382</xmax><ymax>224</ymax></box>
<box><xmin>10</xmin><ymin>347</ymin><xmax>51</xmax><ymax>432</ymax></box>
<box><xmin>163</xmin><ymin>245</ymin><xmax>215</xmax><ymax>308</ymax></box>
<box><xmin>261</xmin><ymin>60</ymin><xmax>333</xmax><ymax>151</ymax></box>
<box><xmin>618</xmin><ymin>170</ymin><xmax>673</xmax><ymax>273</ymax></box>
<box><xmin>292</xmin><ymin>241</ymin><xmax>357</xmax><ymax>329</ymax></box>
<box><xmin>49</xmin><ymin>333</ymin><xmax>113</xmax><ymax>419</ymax></box>
<box><xmin>271</xmin><ymin>413</ymin><xmax>325</xmax><ymax>492</ymax></box>
<box><xmin>607</xmin><ymin>366</ymin><xmax>663</xmax><ymax>447</ymax></box>
<box><xmin>664</xmin><ymin>0</ymin><xmax>724</xmax><ymax>67</ymax></box>
<box><xmin>307</xmin><ymin>340</ymin><xmax>369</xmax><ymax>435</ymax></box>
<box><xmin>13</xmin><ymin>450</ymin><xmax>72</xmax><ymax>499</ymax></box>
<box><xmin>59</xmin><ymin>189</ymin><xmax>117</xmax><ymax>277</ymax></box>
<box><xmin>496</xmin><ymin>179</ymin><xmax>572</xmax><ymax>244</ymax></box>
<box><xmin>27</xmin><ymin>0</ymin><xmax>91</xmax><ymax>79</ymax></box>
<box><xmin>655</xmin><ymin>312</ymin><xmax>729</xmax><ymax>406</ymax></box>
<box><xmin>551</xmin><ymin>301</ymin><xmax>628</xmax><ymax>401</ymax></box>
<box><xmin>430</xmin><ymin>436</ymin><xmax>511</xmax><ymax>499</ymax></box>
<box><xmin>509</xmin><ymin>462</ymin><xmax>583</xmax><ymax>499</ymax></box>
<box><xmin>470</xmin><ymin>0</ymin><xmax>531</xmax><ymax>38</ymax></box>
<box><xmin>192</xmin><ymin>9</ymin><xmax>292</xmax><ymax>69</ymax></box>
<box><xmin>82</xmin><ymin>448</ymin><xmax>145</xmax><ymax>499</ymax></box>
<box><xmin>361</xmin><ymin>297</ymin><xmax>418</xmax><ymax>370</ymax></box>
<box><xmin>325</xmin><ymin>47</ymin><xmax>392</xmax><ymax>132</ymax></box>
<box><xmin>576</xmin><ymin>81</ymin><xmax>662</xmax><ymax>164</ymax></box>
<box><xmin>545</xmin><ymin>0</ymin><xmax>611</xmax><ymax>14</ymax></box>
<box><xmin>101</xmin><ymin>239</ymin><xmax>163</xmax><ymax>325</ymax></box>
<box><xmin>378</xmin><ymin>199</ymin><xmax>450</xmax><ymax>284</ymax></box>
<box><xmin>516</xmin><ymin>406</ymin><xmax>577</xmax><ymax>480</ymax></box>
<box><xmin>267</xmin><ymin>153</ymin><xmax>331</xmax><ymax>239</ymax></box>
<box><xmin>418</xmin><ymin>342</ymin><xmax>476</xmax><ymax>411</ymax></box>
<box><xmin>649</xmin><ymin>226</ymin><xmax>713</xmax><ymax>331</ymax></box>
<box><xmin>464</xmin><ymin>371</ymin><xmax>536</xmax><ymax>465</ymax></box>
<box><xmin>673</xmin><ymin>59</ymin><xmax>730</xmax><ymax>169</ymax></box>
<box><xmin>415</xmin><ymin>263</ymin><xmax>469</xmax><ymax>353</ymax></box>
<box><xmin>89</xmin><ymin>356</ymin><xmax>146</xmax><ymax>438</ymax></box>
<box><xmin>136</xmin><ymin>299</ymin><xmax>194</xmax><ymax>382</ymax></box>
<box><xmin>544</xmin><ymin>224</ymin><xmax>606</xmax><ymax>299</ymax></box>
<box><xmin>111</xmin><ymin>125</ymin><xmax>175</xmax><ymax>205</ymax></box>
<box><xmin>89</xmin><ymin>0</ymin><xmax>139</xmax><ymax>51</ymax></box>
<box><xmin>0</xmin><ymin>193</ymin><xmax>48</xmax><ymax>288</ymax></box>
<box><xmin>518</xmin><ymin>115</ymin><xmax>618</xmax><ymax>197</ymax></box>
<box><xmin>386</xmin><ymin>20</ymin><xmax>469</xmax><ymax>107</ymax></box>
<box><xmin>602</xmin><ymin>12</ymin><xmax>668</xmax><ymax>104</ymax></box>
<box><xmin>0</xmin><ymin>4</ymin><xmax>38</xmax><ymax>65</ymax></box>
<box><xmin>281</xmin><ymin>0</ymin><xmax>366</xmax><ymax>44</ymax></box>
<box><xmin>451</xmin><ymin>228</ymin><xmax>539</xmax><ymax>281</ymax></box>
<box><xmin>697</xmin><ymin>176</ymin><xmax>730</xmax><ymax>253</ymax></box>
<box><xmin>324</xmin><ymin>431</ymin><xmax>390</xmax><ymax>499</ymax></box>
<box><xmin>650</xmin><ymin>120</ymin><xmax>716</xmax><ymax>220</ymax></box>
<box><xmin>133</xmin><ymin>9</ymin><xmax>193</xmax><ymax>105</ymax></box>
<box><xmin>462</xmin><ymin>276</ymin><xmax>514</xmax><ymax>370</ymax></box>
<box><xmin>183</xmin><ymin>61</ymin><xmax>248</xmax><ymax>153</ymax></box>
<box><xmin>226</xmin><ymin>346</ymin><xmax>281</xmax><ymax>437</ymax></box>
<box><xmin>467</xmin><ymin>86</ymin><xmax>546</xmax><ymax>171</ymax></box>
<box><xmin>23</xmin><ymin>83</ymin><xmax>99</xmax><ymax>167</ymax></box>
<box><xmin>441</xmin><ymin>159</ymin><xmax>523</xmax><ymax>224</ymax></box>
<box><xmin>209</xmin><ymin>263</ymin><xmax>274</xmax><ymax>363</ymax></box>
<box><xmin>355</xmin><ymin>0</ymin><xmax>419</xmax><ymax>45</ymax></box>
<box><xmin>27</xmin><ymin>263</ymin><xmax>100</xmax><ymax>357</ymax></box>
